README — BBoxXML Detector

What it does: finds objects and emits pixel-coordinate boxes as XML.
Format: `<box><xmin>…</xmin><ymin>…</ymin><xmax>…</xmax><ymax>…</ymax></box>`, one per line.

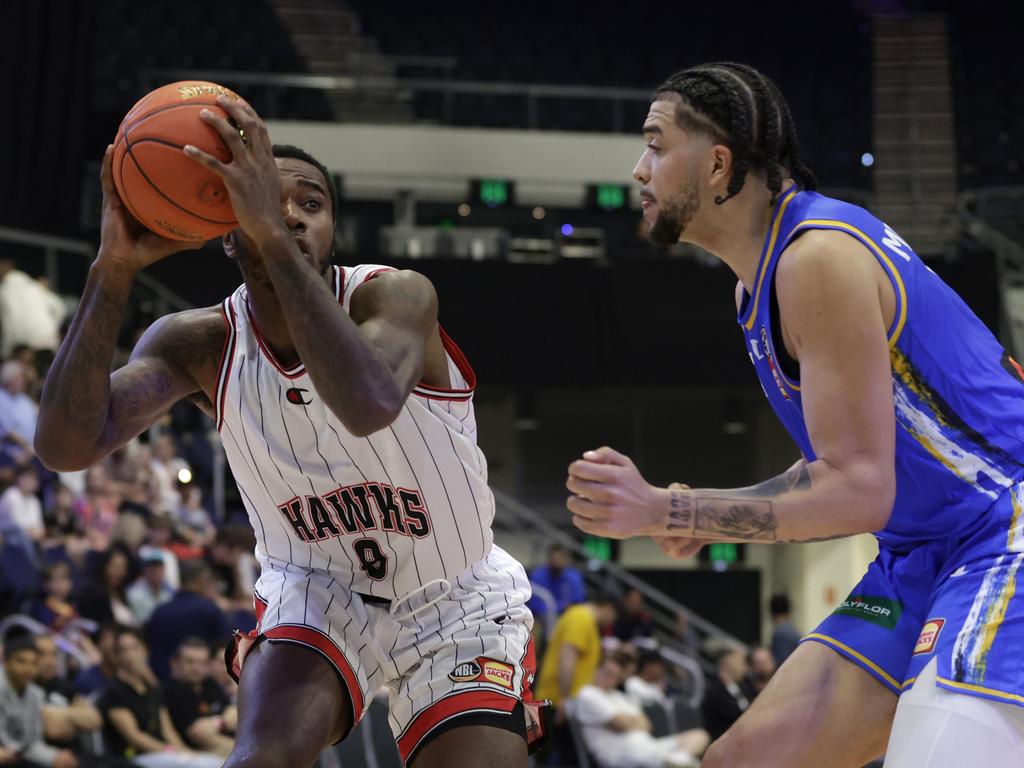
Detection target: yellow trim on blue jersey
<box><xmin>901</xmin><ymin>676</ymin><xmax>917</xmax><ymax>690</ymax></box>
<box><xmin>802</xmin><ymin>633</ymin><xmax>901</xmax><ymax>690</ymax></box>
<box><xmin>743</xmin><ymin>187</ymin><xmax>800</xmax><ymax>332</ymax></box>
<box><xmin>1009</xmin><ymin>486</ymin><xmax>1023</xmax><ymax>550</ymax></box>
<box><xmin>784</xmin><ymin>220</ymin><xmax>908</xmax><ymax>347</ymax></box>
<box><xmin>937</xmin><ymin>677</ymin><xmax>1024</xmax><ymax>706</ymax></box>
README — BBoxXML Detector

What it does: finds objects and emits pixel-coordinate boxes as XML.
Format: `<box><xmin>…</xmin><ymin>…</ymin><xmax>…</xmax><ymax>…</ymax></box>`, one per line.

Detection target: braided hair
<box><xmin>655</xmin><ymin>63</ymin><xmax>817</xmax><ymax>205</ymax></box>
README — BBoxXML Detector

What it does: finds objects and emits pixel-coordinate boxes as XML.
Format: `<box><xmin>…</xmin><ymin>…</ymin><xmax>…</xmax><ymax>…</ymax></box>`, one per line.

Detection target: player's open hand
<box><xmin>566</xmin><ymin>446</ymin><xmax>669</xmax><ymax>539</ymax></box>
<box><xmin>97</xmin><ymin>145</ymin><xmax>197</xmax><ymax>273</ymax></box>
<box><xmin>185</xmin><ymin>95</ymin><xmax>285</xmax><ymax>247</ymax></box>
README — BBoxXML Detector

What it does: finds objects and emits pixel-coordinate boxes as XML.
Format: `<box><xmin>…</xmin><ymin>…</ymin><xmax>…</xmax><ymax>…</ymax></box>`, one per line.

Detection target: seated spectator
<box><xmin>528</xmin><ymin>543</ymin><xmax>586</xmax><ymax>615</ymax></box>
<box><xmin>207</xmin><ymin>641</ymin><xmax>237</xmax><ymax>707</ymax></box>
<box><xmin>74</xmin><ymin>623</ymin><xmax>119</xmax><ymax>697</ymax></box>
<box><xmin>29</xmin><ymin>563</ymin><xmax>82</xmax><ymax>634</ymax></box>
<box><xmin>164</xmin><ymin>638</ymin><xmax>236</xmax><ymax>756</ymax></box>
<box><xmin>624</xmin><ymin>651</ymin><xmax>671</xmax><ymax>708</ymax></box>
<box><xmin>0</xmin><ymin>360</ymin><xmax>37</xmax><ymax>469</ymax></box>
<box><xmin>536</xmin><ymin>597</ymin><xmax>618</xmax><ymax>714</ymax></box>
<box><xmin>127</xmin><ymin>550</ymin><xmax>174</xmax><ymax>625</ymax></box>
<box><xmin>613</xmin><ymin>588</ymin><xmax>655</xmax><ymax>642</ymax></box>
<box><xmin>43</xmin><ymin>485</ymin><xmax>83</xmax><ymax>542</ymax></box>
<box><xmin>0</xmin><ymin>466</ymin><xmax>45</xmax><ymax>543</ymax></box>
<box><xmin>700</xmin><ymin>639</ymin><xmax>750</xmax><ymax>741</ymax></box>
<box><xmin>76</xmin><ymin>546</ymin><xmax>136</xmax><ymax>627</ymax></box>
<box><xmin>145</xmin><ymin>560</ymin><xmax>230</xmax><ymax>681</ymax></box>
<box><xmin>574</xmin><ymin>654</ymin><xmax>709</xmax><ymax>768</ymax></box>
<box><xmin>72</xmin><ymin>466</ymin><xmax>121</xmax><ymax>551</ymax></box>
<box><xmin>0</xmin><ymin>630</ymin><xmax>78</xmax><ymax>768</ymax></box>
<box><xmin>743</xmin><ymin>645</ymin><xmax>777</xmax><ymax>699</ymax></box>
<box><xmin>33</xmin><ymin>635</ymin><xmax>104</xmax><ymax>753</ymax></box>
<box><xmin>174</xmin><ymin>485</ymin><xmax>215</xmax><ymax>549</ymax></box>
<box><xmin>140</xmin><ymin>515</ymin><xmax>181</xmax><ymax>589</ymax></box>
<box><xmin>149</xmin><ymin>436</ymin><xmax>190</xmax><ymax>516</ymax></box>
<box><xmin>206</xmin><ymin>525</ymin><xmax>257</xmax><ymax>613</ymax></box>
<box><xmin>99</xmin><ymin>627</ymin><xmax>221</xmax><ymax>768</ymax></box>
<box><xmin>671</xmin><ymin>612</ymin><xmax>701</xmax><ymax>659</ymax></box>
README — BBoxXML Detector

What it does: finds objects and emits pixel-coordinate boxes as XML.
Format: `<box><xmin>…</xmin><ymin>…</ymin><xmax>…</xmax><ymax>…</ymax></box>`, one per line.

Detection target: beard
<box><xmin>233</xmin><ymin>232</ymin><xmax>333</xmax><ymax>292</ymax></box>
<box><xmin>647</xmin><ymin>176</ymin><xmax>701</xmax><ymax>247</ymax></box>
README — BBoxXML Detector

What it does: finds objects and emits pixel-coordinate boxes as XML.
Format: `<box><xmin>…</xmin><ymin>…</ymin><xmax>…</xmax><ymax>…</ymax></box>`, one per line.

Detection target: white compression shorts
<box><xmin>884</xmin><ymin>657</ymin><xmax>1024</xmax><ymax>767</ymax></box>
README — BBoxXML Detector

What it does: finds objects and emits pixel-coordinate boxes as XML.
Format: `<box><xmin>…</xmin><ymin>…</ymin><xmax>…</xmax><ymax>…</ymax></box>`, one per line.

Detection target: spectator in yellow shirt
<box><xmin>536</xmin><ymin>598</ymin><xmax>617</xmax><ymax>714</ymax></box>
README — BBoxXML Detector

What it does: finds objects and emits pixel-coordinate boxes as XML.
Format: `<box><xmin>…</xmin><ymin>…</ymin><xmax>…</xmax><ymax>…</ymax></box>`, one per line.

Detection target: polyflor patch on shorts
<box><xmin>913</xmin><ymin>618</ymin><xmax>945</xmax><ymax>656</ymax></box>
<box><xmin>834</xmin><ymin>595</ymin><xmax>903</xmax><ymax>629</ymax></box>
<box><xmin>448</xmin><ymin>657</ymin><xmax>515</xmax><ymax>689</ymax></box>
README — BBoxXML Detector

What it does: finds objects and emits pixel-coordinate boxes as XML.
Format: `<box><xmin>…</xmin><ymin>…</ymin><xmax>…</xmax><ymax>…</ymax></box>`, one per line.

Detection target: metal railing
<box><xmin>493</xmin><ymin>487</ymin><xmax>746</xmax><ymax>669</ymax></box>
<box><xmin>141</xmin><ymin>68</ymin><xmax>652</xmax><ymax>131</ymax></box>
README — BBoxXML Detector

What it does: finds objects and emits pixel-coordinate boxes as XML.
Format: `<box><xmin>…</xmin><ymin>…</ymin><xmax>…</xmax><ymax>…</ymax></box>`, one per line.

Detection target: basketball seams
<box><xmin>124</xmin><ymin>142</ymin><xmax>235</xmax><ymax>227</ymax></box>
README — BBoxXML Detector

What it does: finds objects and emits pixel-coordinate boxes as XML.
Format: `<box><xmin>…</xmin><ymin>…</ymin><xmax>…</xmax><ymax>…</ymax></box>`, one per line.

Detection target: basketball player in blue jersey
<box><xmin>567</xmin><ymin>62</ymin><xmax>1024</xmax><ymax>766</ymax></box>
<box><xmin>36</xmin><ymin>97</ymin><xmax>543</xmax><ymax>767</ymax></box>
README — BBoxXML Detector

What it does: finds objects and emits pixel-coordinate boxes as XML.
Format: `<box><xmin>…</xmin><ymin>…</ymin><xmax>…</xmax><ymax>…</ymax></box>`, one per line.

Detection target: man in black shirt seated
<box><xmin>164</xmin><ymin>638</ymin><xmax>235</xmax><ymax>757</ymax></box>
<box><xmin>98</xmin><ymin>627</ymin><xmax>221</xmax><ymax>768</ymax></box>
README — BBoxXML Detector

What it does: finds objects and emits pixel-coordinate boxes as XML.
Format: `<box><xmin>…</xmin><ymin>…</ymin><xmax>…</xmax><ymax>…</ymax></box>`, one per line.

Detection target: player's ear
<box><xmin>223</xmin><ymin>230</ymin><xmax>238</xmax><ymax>259</ymax></box>
<box><xmin>709</xmin><ymin>144</ymin><xmax>733</xmax><ymax>188</ymax></box>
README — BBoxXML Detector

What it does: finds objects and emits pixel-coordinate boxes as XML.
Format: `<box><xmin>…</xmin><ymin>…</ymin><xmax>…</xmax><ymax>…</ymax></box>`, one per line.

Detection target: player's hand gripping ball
<box><xmin>111</xmin><ymin>81</ymin><xmax>244</xmax><ymax>242</ymax></box>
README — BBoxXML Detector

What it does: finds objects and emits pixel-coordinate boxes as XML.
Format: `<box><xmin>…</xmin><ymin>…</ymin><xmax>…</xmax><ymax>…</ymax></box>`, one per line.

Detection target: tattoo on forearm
<box><xmin>667</xmin><ymin>491</ymin><xmax>694</xmax><ymax>531</ymax></box>
<box><xmin>739</xmin><ymin>463</ymin><xmax>812</xmax><ymax>498</ymax></box>
<box><xmin>695</xmin><ymin>499</ymin><xmax>778</xmax><ymax>541</ymax></box>
<box><xmin>781</xmin><ymin>533</ymin><xmax>850</xmax><ymax>543</ymax></box>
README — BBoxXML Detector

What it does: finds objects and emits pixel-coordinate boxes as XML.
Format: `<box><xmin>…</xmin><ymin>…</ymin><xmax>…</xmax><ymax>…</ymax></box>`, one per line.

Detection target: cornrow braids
<box><xmin>654</xmin><ymin>63</ymin><xmax>817</xmax><ymax>206</ymax></box>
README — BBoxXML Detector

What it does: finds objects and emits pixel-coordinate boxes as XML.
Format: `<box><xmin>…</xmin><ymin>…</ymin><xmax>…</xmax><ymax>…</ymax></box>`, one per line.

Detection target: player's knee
<box><xmin>224</xmin><ymin>743</ymin><xmax>319</xmax><ymax>768</ymax></box>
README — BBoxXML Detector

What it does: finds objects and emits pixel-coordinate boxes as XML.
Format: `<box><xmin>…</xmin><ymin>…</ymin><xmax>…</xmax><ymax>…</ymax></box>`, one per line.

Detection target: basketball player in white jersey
<box><xmin>36</xmin><ymin>95</ymin><xmax>544</xmax><ymax>767</ymax></box>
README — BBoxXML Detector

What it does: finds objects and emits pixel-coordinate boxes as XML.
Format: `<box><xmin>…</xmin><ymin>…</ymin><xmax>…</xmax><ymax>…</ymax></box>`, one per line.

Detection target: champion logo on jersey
<box><xmin>285</xmin><ymin>387</ymin><xmax>312</xmax><ymax>405</ymax></box>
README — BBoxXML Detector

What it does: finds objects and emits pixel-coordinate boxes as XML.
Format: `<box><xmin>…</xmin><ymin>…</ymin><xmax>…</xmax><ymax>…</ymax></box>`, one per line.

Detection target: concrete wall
<box><xmin>265</xmin><ymin>120</ymin><xmax>645</xmax><ymax>206</ymax></box>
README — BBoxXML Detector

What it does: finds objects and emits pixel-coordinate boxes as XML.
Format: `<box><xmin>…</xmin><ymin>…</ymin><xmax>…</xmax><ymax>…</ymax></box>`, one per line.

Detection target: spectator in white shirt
<box><xmin>625</xmin><ymin>651</ymin><xmax>671</xmax><ymax>708</ymax></box>
<box><xmin>0</xmin><ymin>466</ymin><xmax>44</xmax><ymax>541</ymax></box>
<box><xmin>0</xmin><ymin>262</ymin><xmax>66</xmax><ymax>356</ymax></box>
<box><xmin>574</xmin><ymin>654</ymin><xmax>709</xmax><ymax>768</ymax></box>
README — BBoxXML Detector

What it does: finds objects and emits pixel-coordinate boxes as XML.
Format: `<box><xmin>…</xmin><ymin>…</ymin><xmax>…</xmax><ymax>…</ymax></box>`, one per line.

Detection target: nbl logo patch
<box><xmin>448</xmin><ymin>657</ymin><xmax>515</xmax><ymax>689</ymax></box>
<box><xmin>448</xmin><ymin>660</ymin><xmax>483</xmax><ymax>682</ymax></box>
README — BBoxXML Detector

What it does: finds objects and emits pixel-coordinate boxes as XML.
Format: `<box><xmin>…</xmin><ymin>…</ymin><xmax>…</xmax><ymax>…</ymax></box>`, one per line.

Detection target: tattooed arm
<box><xmin>568</xmin><ymin>230</ymin><xmax>897</xmax><ymax>543</ymax></box>
<box><xmin>34</xmin><ymin>146</ymin><xmax>215</xmax><ymax>471</ymax></box>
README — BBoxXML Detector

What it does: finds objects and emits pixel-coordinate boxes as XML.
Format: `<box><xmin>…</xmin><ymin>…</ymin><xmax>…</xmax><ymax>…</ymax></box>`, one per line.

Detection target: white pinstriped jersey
<box><xmin>214</xmin><ymin>264</ymin><xmax>495</xmax><ymax>604</ymax></box>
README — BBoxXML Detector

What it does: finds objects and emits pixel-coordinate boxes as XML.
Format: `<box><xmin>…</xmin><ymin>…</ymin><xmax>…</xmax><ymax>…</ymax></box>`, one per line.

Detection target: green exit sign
<box><xmin>472</xmin><ymin>178</ymin><xmax>514</xmax><ymax>208</ymax></box>
<box><xmin>587</xmin><ymin>183</ymin><xmax>629</xmax><ymax>211</ymax></box>
<box><xmin>708</xmin><ymin>543</ymin><xmax>738</xmax><ymax>563</ymax></box>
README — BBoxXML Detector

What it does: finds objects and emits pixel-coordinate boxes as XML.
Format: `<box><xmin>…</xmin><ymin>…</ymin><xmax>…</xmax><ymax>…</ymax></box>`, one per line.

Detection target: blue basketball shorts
<box><xmin>805</xmin><ymin>483</ymin><xmax>1024</xmax><ymax>707</ymax></box>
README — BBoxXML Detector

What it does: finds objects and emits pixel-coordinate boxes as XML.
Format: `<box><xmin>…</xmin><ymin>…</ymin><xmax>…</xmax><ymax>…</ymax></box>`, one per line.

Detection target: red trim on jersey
<box><xmin>263</xmin><ymin>624</ymin><xmax>365</xmax><ymax>727</ymax></box>
<box><xmin>245</xmin><ymin>300</ymin><xmax>306</xmax><ymax>380</ymax></box>
<box><xmin>396</xmin><ymin>689</ymin><xmax>518</xmax><ymax>761</ymax></box>
<box><xmin>412</xmin><ymin>325</ymin><xmax>477</xmax><ymax>402</ymax></box>
<box><xmin>215</xmin><ymin>299</ymin><xmax>238</xmax><ymax>432</ymax></box>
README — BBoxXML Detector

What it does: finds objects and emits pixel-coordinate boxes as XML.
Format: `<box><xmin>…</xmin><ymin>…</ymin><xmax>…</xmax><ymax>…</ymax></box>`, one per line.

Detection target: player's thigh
<box><xmin>224</xmin><ymin>640</ymin><xmax>354</xmax><ymax>768</ymax></box>
<box><xmin>410</xmin><ymin>723</ymin><xmax>528</xmax><ymax>768</ymax></box>
<box><xmin>884</xmin><ymin>658</ymin><xmax>1024</xmax><ymax>767</ymax></box>
<box><xmin>703</xmin><ymin>640</ymin><xmax>898</xmax><ymax>768</ymax></box>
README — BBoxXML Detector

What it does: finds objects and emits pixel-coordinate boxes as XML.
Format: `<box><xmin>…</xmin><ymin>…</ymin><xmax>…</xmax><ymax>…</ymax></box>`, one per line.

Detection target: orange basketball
<box><xmin>112</xmin><ymin>81</ymin><xmax>241</xmax><ymax>242</ymax></box>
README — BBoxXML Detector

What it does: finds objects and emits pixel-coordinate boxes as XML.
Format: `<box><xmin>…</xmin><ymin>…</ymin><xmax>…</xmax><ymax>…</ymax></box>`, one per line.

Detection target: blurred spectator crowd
<box><xmin>0</xmin><ymin>260</ymin><xmax>256</xmax><ymax>767</ymax></box>
<box><xmin>528</xmin><ymin>544</ymin><xmax>792</xmax><ymax>768</ymax></box>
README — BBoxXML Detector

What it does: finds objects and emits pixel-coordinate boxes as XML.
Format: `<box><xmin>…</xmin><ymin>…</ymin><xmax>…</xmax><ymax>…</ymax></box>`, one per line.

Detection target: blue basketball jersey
<box><xmin>739</xmin><ymin>186</ymin><xmax>1024</xmax><ymax>549</ymax></box>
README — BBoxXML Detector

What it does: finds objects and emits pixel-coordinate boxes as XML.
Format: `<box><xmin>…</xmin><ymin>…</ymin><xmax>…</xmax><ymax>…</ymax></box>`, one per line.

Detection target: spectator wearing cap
<box><xmin>127</xmin><ymin>550</ymin><xmax>174</xmax><ymax>625</ymax></box>
<box><xmin>700</xmin><ymin>640</ymin><xmax>750</xmax><ymax>741</ymax></box>
<box><xmin>0</xmin><ymin>631</ymin><xmax>78</xmax><ymax>768</ymax></box>
<box><xmin>145</xmin><ymin>561</ymin><xmax>230</xmax><ymax>681</ymax></box>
